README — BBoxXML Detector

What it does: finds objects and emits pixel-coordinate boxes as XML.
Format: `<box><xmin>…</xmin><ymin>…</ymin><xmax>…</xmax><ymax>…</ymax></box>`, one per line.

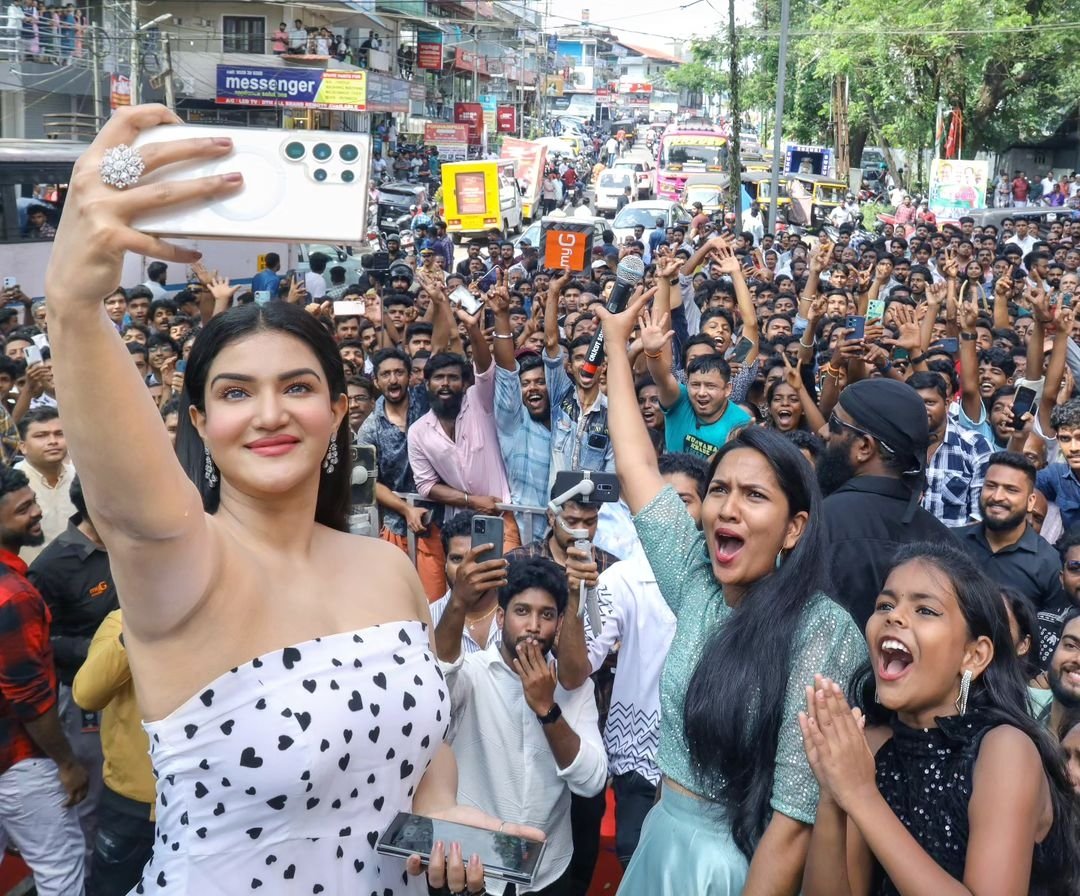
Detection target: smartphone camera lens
<box><xmin>339</xmin><ymin>144</ymin><xmax>359</xmax><ymax>163</ymax></box>
<box><xmin>341</xmin><ymin>170</ymin><xmax>356</xmax><ymax>184</ymax></box>
<box><xmin>313</xmin><ymin>143</ymin><xmax>332</xmax><ymax>161</ymax></box>
<box><xmin>313</xmin><ymin>168</ymin><xmax>328</xmax><ymax>183</ymax></box>
<box><xmin>284</xmin><ymin>141</ymin><xmax>305</xmax><ymax>161</ymax></box>
<box><xmin>476</xmin><ymin>520</ymin><xmax>486</xmax><ymax>533</ymax></box>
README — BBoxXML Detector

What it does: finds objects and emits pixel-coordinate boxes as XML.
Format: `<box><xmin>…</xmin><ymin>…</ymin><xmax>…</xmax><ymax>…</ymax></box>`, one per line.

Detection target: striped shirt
<box><xmin>493</xmin><ymin>364</ymin><xmax>552</xmax><ymax>543</ymax></box>
<box><xmin>428</xmin><ymin>590</ymin><xmax>500</xmax><ymax>656</ymax></box>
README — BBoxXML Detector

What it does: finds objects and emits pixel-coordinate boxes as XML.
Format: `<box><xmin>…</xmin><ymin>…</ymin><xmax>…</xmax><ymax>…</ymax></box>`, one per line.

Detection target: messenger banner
<box><xmin>216</xmin><ymin>65</ymin><xmax>367</xmax><ymax>111</ymax></box>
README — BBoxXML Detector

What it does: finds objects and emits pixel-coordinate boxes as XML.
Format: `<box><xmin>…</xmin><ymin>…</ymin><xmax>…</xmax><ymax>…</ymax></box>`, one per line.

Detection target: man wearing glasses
<box><xmin>817</xmin><ymin>378</ymin><xmax>954</xmax><ymax>628</ymax></box>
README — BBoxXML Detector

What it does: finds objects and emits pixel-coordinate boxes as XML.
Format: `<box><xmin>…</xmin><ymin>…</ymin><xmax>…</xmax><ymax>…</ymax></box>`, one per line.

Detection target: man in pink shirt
<box><xmin>407</xmin><ymin>309</ymin><xmax>522</xmax><ymax>596</ymax></box>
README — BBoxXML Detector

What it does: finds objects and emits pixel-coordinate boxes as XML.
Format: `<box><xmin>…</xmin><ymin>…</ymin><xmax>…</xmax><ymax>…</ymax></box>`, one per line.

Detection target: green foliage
<box><xmin>662</xmin><ymin>37</ymin><xmax>728</xmax><ymax>101</ymax></box>
<box><xmin>702</xmin><ymin>0</ymin><xmax>1080</xmax><ymax>157</ymax></box>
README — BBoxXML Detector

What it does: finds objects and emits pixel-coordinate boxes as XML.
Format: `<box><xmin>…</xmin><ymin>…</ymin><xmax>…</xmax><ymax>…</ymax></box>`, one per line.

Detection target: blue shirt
<box><xmin>662</xmin><ymin>385</ymin><xmax>750</xmax><ymax>459</ymax></box>
<box><xmin>1036</xmin><ymin>462</ymin><xmax>1080</xmax><ymax>533</ymax></box>
<box><xmin>543</xmin><ymin>349</ymin><xmax>615</xmax><ymax>490</ymax></box>
<box><xmin>251</xmin><ymin>268</ymin><xmax>281</xmax><ymax>298</ymax></box>
<box><xmin>494</xmin><ymin>365</ymin><xmax>552</xmax><ymax>542</ymax></box>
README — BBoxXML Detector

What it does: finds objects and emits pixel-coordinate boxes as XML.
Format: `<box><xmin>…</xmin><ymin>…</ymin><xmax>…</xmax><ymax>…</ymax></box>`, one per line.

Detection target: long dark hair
<box><xmin>854</xmin><ymin>542</ymin><xmax>1080</xmax><ymax>895</ymax></box>
<box><xmin>175</xmin><ymin>303</ymin><xmax>351</xmax><ymax>532</ymax></box>
<box><xmin>765</xmin><ymin>378</ymin><xmax>806</xmax><ymax>431</ymax></box>
<box><xmin>683</xmin><ymin>426</ymin><xmax>828</xmax><ymax>858</ymax></box>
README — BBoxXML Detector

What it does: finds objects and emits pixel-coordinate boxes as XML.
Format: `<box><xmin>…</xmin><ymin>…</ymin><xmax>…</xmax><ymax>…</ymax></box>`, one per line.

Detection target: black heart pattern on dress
<box><xmin>199</xmin><ymin>689</ymin><xmax>214</xmax><ymax>707</ymax></box>
<box><xmin>282</xmin><ymin>647</ymin><xmax>301</xmax><ymax>669</ymax></box>
<box><xmin>213</xmin><ymin>802</ymin><xmax>225</xmax><ymax>816</ymax></box>
<box><xmin>240</xmin><ymin>747</ymin><xmax>264</xmax><ymax>768</ymax></box>
<box><xmin>194</xmin><ymin>782</ymin><xmax>208</xmax><ymax>798</ymax></box>
<box><xmin>338</xmin><ymin>753</ymin><xmax>351</xmax><ymax>770</ymax></box>
<box><xmin>246</xmin><ymin>827</ymin><xmax>262</xmax><ymax>839</ymax></box>
<box><xmin>266</xmin><ymin>795</ymin><xmax>287</xmax><ymax>810</ymax></box>
<box><xmin>348</xmin><ymin>691</ymin><xmax>364</xmax><ymax>711</ymax></box>
<box><xmin>303</xmin><ymin>679</ymin><xmax>317</xmax><ymax>693</ymax></box>
<box><xmin>278</xmin><ymin>735</ymin><xmax>294</xmax><ymax>751</ymax></box>
<box><xmin>184</xmin><ymin>724</ymin><xmax>199</xmax><ymax>739</ymax></box>
<box><xmin>295</xmin><ymin>711</ymin><xmax>311</xmax><ymax>731</ymax></box>
<box><xmin>372</xmin><ymin>672</ymin><xmax>387</xmax><ymax>689</ymax></box>
<box><xmin>221</xmin><ymin>720</ymin><xmax>235</xmax><ymax>735</ymax></box>
<box><xmin>307</xmin><ymin>797</ymin><xmax>320</xmax><ymax>810</ymax></box>
<box><xmin>400</xmin><ymin>759</ymin><xmax>414</xmax><ymax>779</ymax></box>
<box><xmin>284</xmin><ymin>865</ymin><xmax>295</xmax><ymax>879</ymax></box>
<box><xmin>403</xmin><ymin>691</ymin><xmax>416</xmax><ymax>710</ymax></box>
<box><xmin>373</xmin><ymin>796</ymin><xmax>384</xmax><ymax>811</ymax></box>
<box><xmin>368</xmin><ymin>726</ymin><xmax>379</xmax><ymax>743</ymax></box>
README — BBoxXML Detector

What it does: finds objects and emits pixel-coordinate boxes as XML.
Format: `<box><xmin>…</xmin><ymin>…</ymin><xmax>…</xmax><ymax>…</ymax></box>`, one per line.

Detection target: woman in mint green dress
<box><xmin>595</xmin><ymin>292</ymin><xmax>867</xmax><ymax>894</ymax></box>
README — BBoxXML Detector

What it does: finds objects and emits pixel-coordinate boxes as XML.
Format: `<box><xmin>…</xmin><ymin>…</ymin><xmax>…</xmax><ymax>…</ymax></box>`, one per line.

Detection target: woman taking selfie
<box><xmin>594</xmin><ymin>293</ymin><xmax>866</xmax><ymax>893</ymax></box>
<box><xmin>800</xmin><ymin>543</ymin><xmax>1080</xmax><ymax>896</ymax></box>
<box><xmin>44</xmin><ymin>105</ymin><xmax>536</xmax><ymax>895</ymax></box>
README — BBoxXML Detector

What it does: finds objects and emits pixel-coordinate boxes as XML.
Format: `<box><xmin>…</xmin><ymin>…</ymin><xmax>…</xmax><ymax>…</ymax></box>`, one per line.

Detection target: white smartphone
<box><xmin>253</xmin><ymin>290</ymin><xmax>271</xmax><ymax>306</ymax></box>
<box><xmin>333</xmin><ymin>300</ymin><xmax>366</xmax><ymax>316</ymax></box>
<box><xmin>450</xmin><ymin>285</ymin><xmax>483</xmax><ymax>315</ymax></box>
<box><xmin>2</xmin><ymin>277</ymin><xmax>16</xmax><ymax>290</ymax></box>
<box><xmin>23</xmin><ymin>345</ymin><xmax>42</xmax><ymax>366</ymax></box>
<box><xmin>130</xmin><ymin>125</ymin><xmax>371</xmax><ymax>244</ymax></box>
<box><xmin>31</xmin><ymin>333</ymin><xmax>49</xmax><ymax>350</ymax></box>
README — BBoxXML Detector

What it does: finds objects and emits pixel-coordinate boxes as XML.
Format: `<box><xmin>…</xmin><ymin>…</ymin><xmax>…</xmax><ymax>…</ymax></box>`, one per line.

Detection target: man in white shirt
<box><xmin>1041</xmin><ymin>171</ymin><xmax>1057</xmax><ymax>201</ymax></box>
<box><xmin>1006</xmin><ymin>218</ymin><xmax>1038</xmax><ymax>256</ymax></box>
<box><xmin>304</xmin><ymin>251</ymin><xmax>329</xmax><ymax>300</ymax></box>
<box><xmin>141</xmin><ymin>261</ymin><xmax>170</xmax><ymax>301</ymax></box>
<box><xmin>439</xmin><ymin>557</ymin><xmax>607</xmax><ymax>895</ymax></box>
<box><xmin>586</xmin><ymin>452</ymin><xmax>705</xmax><ymax>866</ymax></box>
<box><xmin>288</xmin><ymin>19</ymin><xmax>307</xmax><ymax>52</ymax></box>
<box><xmin>14</xmin><ymin>407</ymin><xmax>75</xmax><ymax>563</ymax></box>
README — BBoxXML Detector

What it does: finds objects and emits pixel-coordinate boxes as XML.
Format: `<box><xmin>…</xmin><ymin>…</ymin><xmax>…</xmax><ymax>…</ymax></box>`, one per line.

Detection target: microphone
<box><xmin>581</xmin><ymin>255</ymin><xmax>645</xmax><ymax>376</ymax></box>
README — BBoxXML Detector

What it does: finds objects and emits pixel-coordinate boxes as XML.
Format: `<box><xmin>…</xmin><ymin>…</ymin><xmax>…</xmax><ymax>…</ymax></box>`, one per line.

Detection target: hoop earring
<box><xmin>323</xmin><ymin>436</ymin><xmax>339</xmax><ymax>474</ymax></box>
<box><xmin>955</xmin><ymin>668</ymin><xmax>972</xmax><ymax>716</ymax></box>
<box><xmin>204</xmin><ymin>448</ymin><xmax>218</xmax><ymax>488</ymax></box>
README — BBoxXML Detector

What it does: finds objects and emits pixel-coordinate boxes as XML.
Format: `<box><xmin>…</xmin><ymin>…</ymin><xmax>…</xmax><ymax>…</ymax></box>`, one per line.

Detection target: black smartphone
<box><xmin>1063</xmin><ymin>293</ymin><xmax>1074</xmax><ymax>308</ymax></box>
<box><xmin>732</xmin><ymin>335</ymin><xmax>755</xmax><ymax>363</ymax></box>
<box><xmin>470</xmin><ymin>514</ymin><xmax>504</xmax><ymax>564</ymax></box>
<box><xmin>1012</xmin><ymin>386</ymin><xmax>1037</xmax><ymax>429</ymax></box>
<box><xmin>376</xmin><ymin>812</ymin><xmax>546</xmax><ymax>887</ymax></box>
<box><xmin>552</xmin><ymin>470</ymin><xmax>620</xmax><ymax>504</ymax></box>
<box><xmin>937</xmin><ymin>337</ymin><xmax>959</xmax><ymax>355</ymax></box>
<box><xmin>845</xmin><ymin>315</ymin><xmax>866</xmax><ymax>341</ymax></box>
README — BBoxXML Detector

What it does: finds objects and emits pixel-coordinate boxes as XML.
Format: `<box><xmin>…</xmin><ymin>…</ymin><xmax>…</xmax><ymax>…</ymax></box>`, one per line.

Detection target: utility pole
<box><xmin>129</xmin><ymin>0</ymin><xmax>139</xmax><ymax>105</ymax></box>
<box><xmin>162</xmin><ymin>32</ymin><xmax>175</xmax><ymax>112</ymax></box>
<box><xmin>90</xmin><ymin>25</ymin><xmax>102</xmax><ymax>125</ymax></box>
<box><xmin>767</xmin><ymin>0</ymin><xmax>790</xmax><ymax>233</ymax></box>
<box><xmin>727</xmin><ymin>0</ymin><xmax>741</xmax><ymax>231</ymax></box>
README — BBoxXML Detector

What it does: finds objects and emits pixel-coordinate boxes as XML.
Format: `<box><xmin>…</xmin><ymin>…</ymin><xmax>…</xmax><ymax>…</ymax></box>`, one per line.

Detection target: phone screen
<box><xmin>732</xmin><ymin>336</ymin><xmax>754</xmax><ymax>363</ymax></box>
<box><xmin>1012</xmin><ymin>387</ymin><xmax>1037</xmax><ymax>428</ymax></box>
<box><xmin>376</xmin><ymin>812</ymin><xmax>544</xmax><ymax>886</ymax></box>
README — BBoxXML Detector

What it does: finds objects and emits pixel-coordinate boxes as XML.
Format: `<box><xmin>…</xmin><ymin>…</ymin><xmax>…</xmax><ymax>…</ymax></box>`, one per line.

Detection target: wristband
<box><xmin>960</xmin><ymin>331</ymin><xmax>977</xmax><ymax>341</ymax></box>
<box><xmin>643</xmin><ymin>349</ymin><xmax>663</xmax><ymax>359</ymax></box>
<box><xmin>909</xmin><ymin>351</ymin><xmax>929</xmax><ymax>364</ymax></box>
<box><xmin>536</xmin><ymin>704</ymin><xmax>562</xmax><ymax>725</ymax></box>
<box><xmin>493</xmin><ymin>332</ymin><xmax>515</xmax><ymax>340</ymax></box>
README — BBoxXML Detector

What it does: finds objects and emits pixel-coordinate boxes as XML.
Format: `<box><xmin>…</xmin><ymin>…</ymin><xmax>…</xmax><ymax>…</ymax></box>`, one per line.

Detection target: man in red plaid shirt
<box><xmin>0</xmin><ymin>466</ymin><xmax>87</xmax><ymax>895</ymax></box>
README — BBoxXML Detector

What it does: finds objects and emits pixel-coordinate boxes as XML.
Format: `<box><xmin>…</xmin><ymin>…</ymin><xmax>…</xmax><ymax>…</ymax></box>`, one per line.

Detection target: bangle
<box><xmin>799</xmin><ymin>336</ymin><xmax>814</xmax><ymax>349</ymax></box>
<box><xmin>643</xmin><ymin>349</ymin><xmax>663</xmax><ymax>359</ymax></box>
<box><xmin>823</xmin><ymin>363</ymin><xmax>841</xmax><ymax>377</ymax></box>
<box><xmin>463</xmin><ymin>492</ymin><xmax>470</xmax><ymax>509</ymax></box>
<box><xmin>880</xmin><ymin>360</ymin><xmax>893</xmax><ymax>373</ymax></box>
<box><xmin>493</xmin><ymin>332</ymin><xmax>515</xmax><ymax>340</ymax></box>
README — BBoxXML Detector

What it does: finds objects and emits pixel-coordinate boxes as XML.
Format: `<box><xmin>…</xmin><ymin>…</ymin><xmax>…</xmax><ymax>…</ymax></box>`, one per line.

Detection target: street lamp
<box><xmin>130</xmin><ymin>7</ymin><xmax>173</xmax><ymax>105</ymax></box>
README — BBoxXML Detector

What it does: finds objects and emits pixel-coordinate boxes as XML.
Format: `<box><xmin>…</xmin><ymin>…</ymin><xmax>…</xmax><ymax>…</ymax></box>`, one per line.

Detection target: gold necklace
<box><xmin>465</xmin><ymin>605</ymin><xmax>497</xmax><ymax>627</ymax></box>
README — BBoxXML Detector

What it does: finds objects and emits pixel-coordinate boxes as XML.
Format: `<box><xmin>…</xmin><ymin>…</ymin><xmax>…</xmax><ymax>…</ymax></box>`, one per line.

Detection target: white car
<box><xmin>611</xmin><ymin>200</ymin><xmax>693</xmax><ymax>244</ymax></box>
<box><xmin>594</xmin><ymin>169</ymin><xmax>639</xmax><ymax>217</ymax></box>
<box><xmin>613</xmin><ymin>157</ymin><xmax>656</xmax><ymax>199</ymax></box>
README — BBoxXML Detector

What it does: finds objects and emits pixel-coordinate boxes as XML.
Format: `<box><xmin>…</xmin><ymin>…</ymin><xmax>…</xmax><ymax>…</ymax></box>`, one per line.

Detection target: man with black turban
<box><xmin>817</xmin><ymin>378</ymin><xmax>956</xmax><ymax>627</ymax></box>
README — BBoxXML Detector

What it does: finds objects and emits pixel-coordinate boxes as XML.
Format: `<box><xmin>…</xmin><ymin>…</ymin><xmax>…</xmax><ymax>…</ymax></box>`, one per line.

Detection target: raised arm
<box><xmin>643</xmin><ymin>284</ymin><xmax>682</xmax><ymax>408</ymax></box>
<box><xmin>486</xmin><ymin>271</ymin><xmax>517</xmax><ymax>372</ymax></box>
<box><xmin>545</xmin><ymin>269</ymin><xmax>571</xmax><ymax>357</ymax></box>
<box><xmin>956</xmin><ymin>294</ymin><xmax>984</xmax><ymax>424</ymax></box>
<box><xmin>1039</xmin><ymin>304</ymin><xmax>1074</xmax><ymax>434</ymax></box>
<box><xmin>593</xmin><ymin>292</ymin><xmax>665</xmax><ymax>513</ymax></box>
<box><xmin>42</xmin><ymin>106</ymin><xmax>233</xmax><ymax>638</ymax></box>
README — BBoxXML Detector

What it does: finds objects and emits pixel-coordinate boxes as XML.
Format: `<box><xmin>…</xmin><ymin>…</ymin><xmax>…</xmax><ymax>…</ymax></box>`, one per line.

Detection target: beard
<box><xmin>2</xmin><ymin>525</ymin><xmax>44</xmax><ymax>549</ymax></box>
<box><xmin>1048</xmin><ymin>664</ymin><xmax>1080</xmax><ymax>710</ymax></box>
<box><xmin>817</xmin><ymin>440</ymin><xmax>857</xmax><ymax>496</ymax></box>
<box><xmin>981</xmin><ymin>504</ymin><xmax>1028</xmax><ymax>532</ymax></box>
<box><xmin>501</xmin><ymin>630</ymin><xmax>554</xmax><ymax>663</ymax></box>
<box><xmin>429</xmin><ymin>391</ymin><xmax>463</xmax><ymax>420</ymax></box>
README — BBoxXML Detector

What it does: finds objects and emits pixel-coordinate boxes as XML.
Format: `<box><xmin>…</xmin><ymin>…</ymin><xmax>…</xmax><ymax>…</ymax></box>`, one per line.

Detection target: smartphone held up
<box><xmin>129</xmin><ymin>125</ymin><xmax>372</xmax><ymax>244</ymax></box>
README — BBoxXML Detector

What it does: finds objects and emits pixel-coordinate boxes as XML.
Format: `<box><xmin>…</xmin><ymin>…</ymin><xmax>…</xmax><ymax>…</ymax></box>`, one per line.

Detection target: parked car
<box><xmin>613</xmin><ymin>156</ymin><xmax>656</xmax><ymax>199</ymax></box>
<box><xmin>594</xmin><ymin>169</ymin><xmax>639</xmax><ymax>216</ymax></box>
<box><xmin>376</xmin><ymin>182</ymin><xmax>428</xmax><ymax>229</ymax></box>
<box><xmin>512</xmin><ymin>213</ymin><xmax>609</xmax><ymax>258</ymax></box>
<box><xmin>612</xmin><ymin>200</ymin><xmax>693</xmax><ymax>243</ymax></box>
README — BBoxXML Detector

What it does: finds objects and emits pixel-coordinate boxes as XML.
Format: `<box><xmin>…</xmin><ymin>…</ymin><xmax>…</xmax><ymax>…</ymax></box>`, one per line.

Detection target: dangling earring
<box><xmin>323</xmin><ymin>436</ymin><xmax>339</xmax><ymax>474</ymax></box>
<box><xmin>955</xmin><ymin>668</ymin><xmax>972</xmax><ymax>716</ymax></box>
<box><xmin>775</xmin><ymin>549</ymin><xmax>784</xmax><ymax>570</ymax></box>
<box><xmin>204</xmin><ymin>447</ymin><xmax>218</xmax><ymax>488</ymax></box>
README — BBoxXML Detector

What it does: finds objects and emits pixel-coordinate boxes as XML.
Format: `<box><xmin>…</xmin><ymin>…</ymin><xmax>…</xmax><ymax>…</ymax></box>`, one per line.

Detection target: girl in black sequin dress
<box><xmin>797</xmin><ymin>542</ymin><xmax>1080</xmax><ymax>896</ymax></box>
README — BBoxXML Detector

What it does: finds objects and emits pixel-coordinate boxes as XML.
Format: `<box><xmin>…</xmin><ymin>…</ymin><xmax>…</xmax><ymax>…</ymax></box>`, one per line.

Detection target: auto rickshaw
<box><xmin>680</xmin><ymin>173</ymin><xmax>730</xmax><ymax>216</ymax></box>
<box><xmin>741</xmin><ymin>171</ymin><xmax>791</xmax><ymax>214</ymax></box>
<box><xmin>787</xmin><ymin>173</ymin><xmax>847</xmax><ymax>229</ymax></box>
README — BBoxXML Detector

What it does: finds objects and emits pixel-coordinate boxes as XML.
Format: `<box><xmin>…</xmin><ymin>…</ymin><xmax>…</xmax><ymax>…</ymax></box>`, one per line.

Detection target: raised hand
<box><xmin>513</xmin><ymin>639</ymin><xmax>558</xmax><ymax>716</ymax></box>
<box><xmin>486</xmin><ymin>268</ymin><xmax>511</xmax><ymax>315</ymax></box>
<box><xmin>638</xmin><ymin>306</ymin><xmax>673</xmax><ymax>356</ymax></box>
<box><xmin>285</xmin><ymin>275</ymin><xmax>308</xmax><ymax>305</ymax></box>
<box><xmin>780</xmin><ymin>351</ymin><xmax>804</xmax><ymax>392</ymax></box>
<box><xmin>655</xmin><ymin>254</ymin><xmax>681</xmax><ymax>279</ymax></box>
<box><xmin>797</xmin><ymin>675</ymin><xmax>874</xmax><ymax>812</ymax></box>
<box><xmin>595</xmin><ymin>288</ymin><xmax>652</xmax><ymax>349</ymax></box>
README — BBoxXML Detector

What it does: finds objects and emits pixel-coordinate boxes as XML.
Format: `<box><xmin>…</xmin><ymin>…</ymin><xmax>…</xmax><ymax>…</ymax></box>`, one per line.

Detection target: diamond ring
<box><xmin>99</xmin><ymin>144</ymin><xmax>146</xmax><ymax>190</ymax></box>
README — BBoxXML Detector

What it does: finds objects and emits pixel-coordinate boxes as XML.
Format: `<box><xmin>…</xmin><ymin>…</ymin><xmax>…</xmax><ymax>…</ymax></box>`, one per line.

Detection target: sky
<box><xmin>544</xmin><ymin>0</ymin><xmax>755</xmax><ymax>55</ymax></box>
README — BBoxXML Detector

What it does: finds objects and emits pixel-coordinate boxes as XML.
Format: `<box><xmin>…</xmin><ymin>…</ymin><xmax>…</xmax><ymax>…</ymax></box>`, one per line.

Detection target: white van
<box><xmin>594</xmin><ymin>169</ymin><xmax>639</xmax><ymax>216</ymax></box>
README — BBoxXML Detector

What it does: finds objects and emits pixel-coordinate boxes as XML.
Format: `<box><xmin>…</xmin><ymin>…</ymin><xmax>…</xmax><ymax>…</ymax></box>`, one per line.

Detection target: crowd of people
<box><xmin>4</xmin><ymin>105</ymin><xmax>1080</xmax><ymax>896</ymax></box>
<box><xmin>4</xmin><ymin>0</ymin><xmax>87</xmax><ymax>63</ymax></box>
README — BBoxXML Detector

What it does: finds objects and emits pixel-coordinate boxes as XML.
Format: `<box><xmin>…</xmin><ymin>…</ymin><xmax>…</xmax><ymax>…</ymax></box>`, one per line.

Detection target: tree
<box><xmin>662</xmin><ymin>37</ymin><xmax>728</xmax><ymax>113</ymax></box>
